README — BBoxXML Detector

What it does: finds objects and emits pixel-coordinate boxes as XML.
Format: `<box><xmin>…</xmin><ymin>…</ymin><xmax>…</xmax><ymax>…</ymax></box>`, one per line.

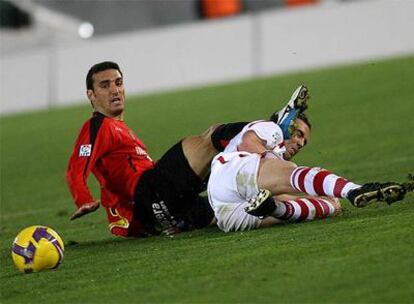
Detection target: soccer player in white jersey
<box><xmin>207</xmin><ymin>87</ymin><xmax>411</xmax><ymax>233</ymax></box>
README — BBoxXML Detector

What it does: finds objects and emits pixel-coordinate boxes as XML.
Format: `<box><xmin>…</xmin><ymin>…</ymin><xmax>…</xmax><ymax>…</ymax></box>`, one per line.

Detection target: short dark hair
<box><xmin>296</xmin><ymin>112</ymin><xmax>311</xmax><ymax>130</ymax></box>
<box><xmin>86</xmin><ymin>61</ymin><xmax>123</xmax><ymax>91</ymax></box>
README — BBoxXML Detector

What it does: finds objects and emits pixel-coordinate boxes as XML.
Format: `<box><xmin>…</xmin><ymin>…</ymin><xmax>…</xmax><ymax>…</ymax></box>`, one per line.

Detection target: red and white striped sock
<box><xmin>274</xmin><ymin>197</ymin><xmax>337</xmax><ymax>221</ymax></box>
<box><xmin>290</xmin><ymin>166</ymin><xmax>360</xmax><ymax>198</ymax></box>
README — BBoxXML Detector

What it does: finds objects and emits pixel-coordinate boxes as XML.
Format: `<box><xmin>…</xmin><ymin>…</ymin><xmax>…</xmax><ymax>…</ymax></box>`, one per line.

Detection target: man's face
<box><xmin>283</xmin><ymin>118</ymin><xmax>310</xmax><ymax>160</ymax></box>
<box><xmin>87</xmin><ymin>69</ymin><xmax>125</xmax><ymax>119</ymax></box>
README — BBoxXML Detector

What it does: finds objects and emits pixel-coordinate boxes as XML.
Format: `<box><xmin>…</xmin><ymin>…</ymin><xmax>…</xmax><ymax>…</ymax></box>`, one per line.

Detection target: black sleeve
<box><xmin>211</xmin><ymin>122</ymin><xmax>248</xmax><ymax>151</ymax></box>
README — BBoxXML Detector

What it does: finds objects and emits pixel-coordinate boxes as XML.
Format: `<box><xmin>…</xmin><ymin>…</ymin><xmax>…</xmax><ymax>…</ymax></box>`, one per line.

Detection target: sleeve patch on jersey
<box><xmin>79</xmin><ymin>144</ymin><xmax>92</xmax><ymax>157</ymax></box>
<box><xmin>272</xmin><ymin>132</ymin><xmax>282</xmax><ymax>145</ymax></box>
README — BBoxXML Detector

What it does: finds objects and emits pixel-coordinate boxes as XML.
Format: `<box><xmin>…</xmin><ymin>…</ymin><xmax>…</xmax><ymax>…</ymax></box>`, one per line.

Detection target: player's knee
<box><xmin>283</xmin><ymin>160</ymin><xmax>298</xmax><ymax>170</ymax></box>
<box><xmin>195</xmin><ymin>124</ymin><xmax>222</xmax><ymax>152</ymax></box>
<box><xmin>201</xmin><ymin>124</ymin><xmax>221</xmax><ymax>141</ymax></box>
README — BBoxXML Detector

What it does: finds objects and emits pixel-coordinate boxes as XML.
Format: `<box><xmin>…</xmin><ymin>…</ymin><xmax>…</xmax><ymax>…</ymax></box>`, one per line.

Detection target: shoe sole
<box><xmin>354</xmin><ymin>184</ymin><xmax>405</xmax><ymax>207</ymax></box>
<box><xmin>381</xmin><ymin>184</ymin><xmax>407</xmax><ymax>204</ymax></box>
<box><xmin>245</xmin><ymin>189</ymin><xmax>272</xmax><ymax>216</ymax></box>
<box><xmin>271</xmin><ymin>85</ymin><xmax>309</xmax><ymax>125</ymax></box>
<box><xmin>294</xmin><ymin>86</ymin><xmax>309</xmax><ymax>110</ymax></box>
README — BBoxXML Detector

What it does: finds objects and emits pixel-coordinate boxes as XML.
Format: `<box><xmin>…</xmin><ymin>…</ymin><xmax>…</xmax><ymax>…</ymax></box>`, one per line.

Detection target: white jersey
<box><xmin>207</xmin><ymin>120</ymin><xmax>286</xmax><ymax>232</ymax></box>
<box><xmin>224</xmin><ymin>120</ymin><xmax>286</xmax><ymax>159</ymax></box>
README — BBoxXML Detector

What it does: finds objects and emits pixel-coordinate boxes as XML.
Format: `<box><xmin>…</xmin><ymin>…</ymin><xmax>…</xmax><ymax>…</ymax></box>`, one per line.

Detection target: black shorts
<box><xmin>132</xmin><ymin>141</ymin><xmax>214</xmax><ymax>235</ymax></box>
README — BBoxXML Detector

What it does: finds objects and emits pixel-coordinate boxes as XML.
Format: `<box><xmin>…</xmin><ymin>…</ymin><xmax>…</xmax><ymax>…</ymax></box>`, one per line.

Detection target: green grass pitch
<box><xmin>1</xmin><ymin>56</ymin><xmax>413</xmax><ymax>303</ymax></box>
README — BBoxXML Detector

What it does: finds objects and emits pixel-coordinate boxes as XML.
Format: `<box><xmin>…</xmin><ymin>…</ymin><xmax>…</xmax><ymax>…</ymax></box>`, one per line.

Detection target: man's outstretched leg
<box><xmin>255</xmin><ymin>157</ymin><xmax>409</xmax><ymax>209</ymax></box>
<box><xmin>289</xmin><ymin>166</ymin><xmax>408</xmax><ymax>207</ymax></box>
<box><xmin>248</xmin><ymin>160</ymin><xmax>410</xmax><ymax>217</ymax></box>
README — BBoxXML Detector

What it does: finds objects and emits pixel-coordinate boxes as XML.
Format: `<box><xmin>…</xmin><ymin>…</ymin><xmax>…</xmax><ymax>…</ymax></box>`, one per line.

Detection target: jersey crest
<box><xmin>79</xmin><ymin>144</ymin><xmax>92</xmax><ymax>157</ymax></box>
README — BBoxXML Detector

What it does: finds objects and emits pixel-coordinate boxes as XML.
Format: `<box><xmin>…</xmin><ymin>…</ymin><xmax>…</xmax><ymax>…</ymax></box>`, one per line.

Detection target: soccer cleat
<box><xmin>347</xmin><ymin>182</ymin><xmax>408</xmax><ymax>208</ymax></box>
<box><xmin>269</xmin><ymin>85</ymin><xmax>310</xmax><ymax>139</ymax></box>
<box><xmin>244</xmin><ymin>189</ymin><xmax>276</xmax><ymax>216</ymax></box>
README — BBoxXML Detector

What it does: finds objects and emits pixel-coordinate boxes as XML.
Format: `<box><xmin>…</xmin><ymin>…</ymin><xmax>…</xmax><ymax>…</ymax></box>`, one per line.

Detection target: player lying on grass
<box><xmin>209</xmin><ymin>115</ymin><xmax>344</xmax><ymax>232</ymax></box>
<box><xmin>66</xmin><ymin>61</ymin><xmax>325</xmax><ymax>237</ymax></box>
<box><xmin>207</xmin><ymin>115</ymin><xmax>413</xmax><ymax>232</ymax></box>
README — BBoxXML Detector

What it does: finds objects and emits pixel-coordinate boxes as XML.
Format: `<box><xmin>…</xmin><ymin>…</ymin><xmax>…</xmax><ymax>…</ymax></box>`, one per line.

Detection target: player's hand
<box><xmin>70</xmin><ymin>201</ymin><xmax>100</xmax><ymax>221</ymax></box>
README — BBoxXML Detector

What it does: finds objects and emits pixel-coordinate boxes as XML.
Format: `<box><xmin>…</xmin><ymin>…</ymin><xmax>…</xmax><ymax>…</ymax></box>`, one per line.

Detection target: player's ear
<box><xmin>87</xmin><ymin>89</ymin><xmax>95</xmax><ymax>108</ymax></box>
<box><xmin>87</xmin><ymin>89</ymin><xmax>94</xmax><ymax>101</ymax></box>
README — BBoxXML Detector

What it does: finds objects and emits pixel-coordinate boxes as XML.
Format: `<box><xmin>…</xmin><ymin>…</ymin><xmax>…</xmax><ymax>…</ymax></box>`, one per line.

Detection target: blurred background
<box><xmin>1</xmin><ymin>0</ymin><xmax>413</xmax><ymax>114</ymax></box>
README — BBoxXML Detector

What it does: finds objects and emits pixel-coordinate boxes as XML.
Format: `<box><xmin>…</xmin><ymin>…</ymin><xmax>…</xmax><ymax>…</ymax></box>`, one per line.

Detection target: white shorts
<box><xmin>207</xmin><ymin>152</ymin><xmax>263</xmax><ymax>232</ymax></box>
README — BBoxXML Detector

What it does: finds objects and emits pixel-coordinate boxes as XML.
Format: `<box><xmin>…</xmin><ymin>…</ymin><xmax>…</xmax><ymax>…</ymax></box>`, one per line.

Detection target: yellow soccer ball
<box><xmin>11</xmin><ymin>226</ymin><xmax>64</xmax><ymax>273</ymax></box>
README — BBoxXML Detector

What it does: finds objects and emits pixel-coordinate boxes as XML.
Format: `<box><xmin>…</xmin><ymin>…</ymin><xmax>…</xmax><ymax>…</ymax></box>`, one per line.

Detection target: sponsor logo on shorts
<box><xmin>79</xmin><ymin>144</ymin><xmax>92</xmax><ymax>157</ymax></box>
<box><xmin>152</xmin><ymin>201</ymin><xmax>177</xmax><ymax>231</ymax></box>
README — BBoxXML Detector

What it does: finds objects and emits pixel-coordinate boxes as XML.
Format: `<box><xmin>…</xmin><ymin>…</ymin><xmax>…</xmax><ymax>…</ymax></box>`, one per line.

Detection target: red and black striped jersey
<box><xmin>66</xmin><ymin>112</ymin><xmax>154</xmax><ymax>209</ymax></box>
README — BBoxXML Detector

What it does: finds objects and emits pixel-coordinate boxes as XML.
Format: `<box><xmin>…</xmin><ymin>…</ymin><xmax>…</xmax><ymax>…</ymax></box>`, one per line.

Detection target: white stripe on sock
<box><xmin>341</xmin><ymin>182</ymin><xmax>361</xmax><ymax>198</ymax></box>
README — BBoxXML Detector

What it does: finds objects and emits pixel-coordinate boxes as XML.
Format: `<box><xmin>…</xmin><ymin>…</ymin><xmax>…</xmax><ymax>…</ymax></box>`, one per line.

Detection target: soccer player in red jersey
<box><xmin>67</xmin><ymin>62</ymin><xmax>223</xmax><ymax>236</ymax></box>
